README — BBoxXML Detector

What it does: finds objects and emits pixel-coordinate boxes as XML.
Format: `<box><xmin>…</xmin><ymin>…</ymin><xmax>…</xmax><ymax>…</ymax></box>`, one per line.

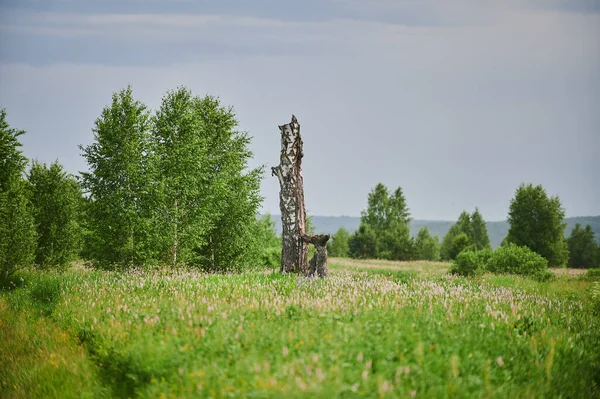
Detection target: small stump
<box><xmin>302</xmin><ymin>234</ymin><xmax>330</xmax><ymax>278</ymax></box>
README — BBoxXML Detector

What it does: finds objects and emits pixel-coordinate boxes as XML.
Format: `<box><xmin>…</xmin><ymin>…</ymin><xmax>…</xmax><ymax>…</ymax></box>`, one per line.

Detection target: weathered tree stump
<box><xmin>303</xmin><ymin>234</ymin><xmax>330</xmax><ymax>278</ymax></box>
<box><xmin>272</xmin><ymin>115</ymin><xmax>309</xmax><ymax>274</ymax></box>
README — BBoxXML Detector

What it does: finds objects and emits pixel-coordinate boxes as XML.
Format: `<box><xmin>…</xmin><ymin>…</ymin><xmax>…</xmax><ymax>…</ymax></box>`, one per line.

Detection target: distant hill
<box><xmin>268</xmin><ymin>215</ymin><xmax>600</xmax><ymax>249</ymax></box>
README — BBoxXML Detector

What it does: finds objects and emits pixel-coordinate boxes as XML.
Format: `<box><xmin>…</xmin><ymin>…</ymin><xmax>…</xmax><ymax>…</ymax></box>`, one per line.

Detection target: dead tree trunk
<box><xmin>303</xmin><ymin>234</ymin><xmax>330</xmax><ymax>278</ymax></box>
<box><xmin>272</xmin><ymin>115</ymin><xmax>309</xmax><ymax>274</ymax></box>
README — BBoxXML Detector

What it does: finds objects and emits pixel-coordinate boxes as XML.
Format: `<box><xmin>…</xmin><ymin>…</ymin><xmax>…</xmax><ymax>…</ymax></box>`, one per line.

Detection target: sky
<box><xmin>0</xmin><ymin>0</ymin><xmax>598</xmax><ymax>221</ymax></box>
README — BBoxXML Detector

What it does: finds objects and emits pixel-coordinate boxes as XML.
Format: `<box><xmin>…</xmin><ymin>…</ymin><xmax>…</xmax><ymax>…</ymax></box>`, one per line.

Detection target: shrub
<box><xmin>260</xmin><ymin>247</ymin><xmax>282</xmax><ymax>269</ymax></box>
<box><xmin>591</xmin><ymin>282</ymin><xmax>600</xmax><ymax>314</ymax></box>
<box><xmin>487</xmin><ymin>243</ymin><xmax>550</xmax><ymax>281</ymax></box>
<box><xmin>586</xmin><ymin>268</ymin><xmax>600</xmax><ymax>280</ymax></box>
<box><xmin>450</xmin><ymin>249</ymin><xmax>492</xmax><ymax>277</ymax></box>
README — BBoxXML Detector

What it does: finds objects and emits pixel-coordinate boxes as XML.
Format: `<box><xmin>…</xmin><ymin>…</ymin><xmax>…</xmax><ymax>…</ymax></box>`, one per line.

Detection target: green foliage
<box><xmin>415</xmin><ymin>227</ymin><xmax>440</xmax><ymax>261</ymax></box>
<box><xmin>567</xmin><ymin>223</ymin><xmax>599</xmax><ymax>268</ymax></box>
<box><xmin>456</xmin><ymin>211</ymin><xmax>473</xmax><ymax>239</ymax></box>
<box><xmin>27</xmin><ymin>161</ymin><xmax>83</xmax><ymax>267</ymax></box>
<box><xmin>253</xmin><ymin>214</ymin><xmax>281</xmax><ymax>268</ymax></box>
<box><xmin>0</xmin><ymin>299</ymin><xmax>109</xmax><ymax>398</ymax></box>
<box><xmin>505</xmin><ymin>183</ymin><xmax>569</xmax><ymax>267</ymax></box>
<box><xmin>152</xmin><ymin>89</ymin><xmax>263</xmax><ymax>271</ymax></box>
<box><xmin>450</xmin><ymin>249</ymin><xmax>493</xmax><ymax>277</ymax></box>
<box><xmin>487</xmin><ymin>243</ymin><xmax>551</xmax><ymax>281</ymax></box>
<box><xmin>0</xmin><ymin>109</ymin><xmax>28</xmax><ymax>191</ymax></box>
<box><xmin>0</xmin><ymin>181</ymin><xmax>36</xmax><ymax>277</ymax></box>
<box><xmin>305</xmin><ymin>214</ymin><xmax>316</xmax><ymax>235</ymax></box>
<box><xmin>350</xmin><ymin>183</ymin><xmax>414</xmax><ymax>260</ymax></box>
<box><xmin>349</xmin><ymin>224</ymin><xmax>377</xmax><ymax>259</ymax></box>
<box><xmin>79</xmin><ymin>87</ymin><xmax>263</xmax><ymax>271</ymax></box>
<box><xmin>0</xmin><ymin>109</ymin><xmax>36</xmax><ymax>277</ymax></box>
<box><xmin>328</xmin><ymin>227</ymin><xmax>350</xmax><ymax>257</ymax></box>
<box><xmin>470</xmin><ymin>208</ymin><xmax>491</xmax><ymax>250</ymax></box>
<box><xmin>2</xmin><ymin>268</ymin><xmax>599</xmax><ymax>397</ymax></box>
<box><xmin>440</xmin><ymin>212</ymin><xmax>473</xmax><ymax>260</ymax></box>
<box><xmin>591</xmin><ymin>282</ymin><xmax>600</xmax><ymax>314</ymax></box>
<box><xmin>441</xmin><ymin>209</ymin><xmax>491</xmax><ymax>260</ymax></box>
<box><xmin>362</xmin><ymin>184</ymin><xmax>411</xmax><ymax>232</ymax></box>
<box><xmin>377</xmin><ymin>223</ymin><xmax>415</xmax><ymax>261</ymax></box>
<box><xmin>449</xmin><ymin>232</ymin><xmax>473</xmax><ymax>261</ymax></box>
<box><xmin>176</xmin><ymin>94</ymin><xmax>263</xmax><ymax>271</ymax></box>
<box><xmin>441</xmin><ymin>219</ymin><xmax>474</xmax><ymax>261</ymax></box>
<box><xmin>79</xmin><ymin>86</ymin><xmax>156</xmax><ymax>268</ymax></box>
<box><xmin>152</xmin><ymin>86</ymin><xmax>205</xmax><ymax>266</ymax></box>
<box><xmin>586</xmin><ymin>268</ymin><xmax>600</xmax><ymax>280</ymax></box>
<box><xmin>452</xmin><ymin>245</ymin><xmax>551</xmax><ymax>281</ymax></box>
<box><xmin>441</xmin><ymin>223</ymin><xmax>461</xmax><ymax>260</ymax></box>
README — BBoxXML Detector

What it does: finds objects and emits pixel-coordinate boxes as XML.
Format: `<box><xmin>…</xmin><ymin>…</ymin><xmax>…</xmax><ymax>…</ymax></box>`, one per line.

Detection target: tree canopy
<box><xmin>80</xmin><ymin>86</ymin><xmax>155</xmax><ymax>268</ymax></box>
<box><xmin>328</xmin><ymin>227</ymin><xmax>350</xmax><ymax>258</ymax></box>
<box><xmin>415</xmin><ymin>226</ymin><xmax>440</xmax><ymax>261</ymax></box>
<box><xmin>0</xmin><ymin>109</ymin><xmax>36</xmax><ymax>276</ymax></box>
<box><xmin>79</xmin><ymin>86</ymin><xmax>263</xmax><ymax>270</ymax></box>
<box><xmin>567</xmin><ymin>223</ymin><xmax>599</xmax><ymax>268</ymax></box>
<box><xmin>441</xmin><ymin>209</ymin><xmax>491</xmax><ymax>260</ymax></box>
<box><xmin>505</xmin><ymin>183</ymin><xmax>568</xmax><ymax>267</ymax></box>
<box><xmin>350</xmin><ymin>183</ymin><xmax>414</xmax><ymax>260</ymax></box>
<box><xmin>28</xmin><ymin>161</ymin><xmax>82</xmax><ymax>267</ymax></box>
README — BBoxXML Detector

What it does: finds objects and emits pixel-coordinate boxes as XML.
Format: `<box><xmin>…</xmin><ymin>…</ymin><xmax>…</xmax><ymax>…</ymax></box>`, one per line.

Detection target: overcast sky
<box><xmin>0</xmin><ymin>0</ymin><xmax>598</xmax><ymax>221</ymax></box>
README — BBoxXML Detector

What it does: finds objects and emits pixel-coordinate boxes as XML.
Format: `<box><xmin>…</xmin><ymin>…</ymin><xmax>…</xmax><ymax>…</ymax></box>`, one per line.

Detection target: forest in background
<box><xmin>2</xmin><ymin>81</ymin><xmax>600</xmax><ymax>276</ymax></box>
<box><xmin>2</xmin><ymin>85</ymin><xmax>600</xmax><ymax>398</ymax></box>
<box><xmin>271</xmin><ymin>215</ymin><xmax>600</xmax><ymax>248</ymax></box>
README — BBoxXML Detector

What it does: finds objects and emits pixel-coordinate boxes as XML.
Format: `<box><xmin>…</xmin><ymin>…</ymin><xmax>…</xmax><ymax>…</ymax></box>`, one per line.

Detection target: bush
<box><xmin>450</xmin><ymin>249</ymin><xmax>492</xmax><ymax>277</ymax></box>
<box><xmin>591</xmin><ymin>282</ymin><xmax>600</xmax><ymax>315</ymax></box>
<box><xmin>260</xmin><ymin>247</ymin><xmax>282</xmax><ymax>269</ymax></box>
<box><xmin>586</xmin><ymin>268</ymin><xmax>600</xmax><ymax>280</ymax></box>
<box><xmin>487</xmin><ymin>244</ymin><xmax>550</xmax><ymax>281</ymax></box>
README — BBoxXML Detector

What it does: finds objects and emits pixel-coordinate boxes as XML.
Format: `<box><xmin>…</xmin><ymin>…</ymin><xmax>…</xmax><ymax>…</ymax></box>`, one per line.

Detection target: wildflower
<box><xmin>380</xmin><ymin>380</ymin><xmax>394</xmax><ymax>394</ymax></box>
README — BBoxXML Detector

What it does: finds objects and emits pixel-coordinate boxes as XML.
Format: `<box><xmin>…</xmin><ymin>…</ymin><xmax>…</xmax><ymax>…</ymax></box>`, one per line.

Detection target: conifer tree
<box><xmin>471</xmin><ymin>207</ymin><xmax>491</xmax><ymax>250</ymax></box>
<box><xmin>567</xmin><ymin>223</ymin><xmax>599</xmax><ymax>268</ymax></box>
<box><xmin>350</xmin><ymin>183</ymin><xmax>414</xmax><ymax>260</ymax></box>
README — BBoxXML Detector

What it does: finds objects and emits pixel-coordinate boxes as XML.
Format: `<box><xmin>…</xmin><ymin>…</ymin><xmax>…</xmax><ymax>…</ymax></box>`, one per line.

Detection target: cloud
<box><xmin>532</xmin><ymin>0</ymin><xmax>600</xmax><ymax>14</ymax></box>
<box><xmin>0</xmin><ymin>1</ymin><xmax>598</xmax><ymax>219</ymax></box>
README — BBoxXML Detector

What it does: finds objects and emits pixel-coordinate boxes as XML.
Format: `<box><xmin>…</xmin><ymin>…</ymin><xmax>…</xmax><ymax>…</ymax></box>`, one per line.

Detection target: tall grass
<box><xmin>1</xmin><ymin>264</ymin><xmax>599</xmax><ymax>398</ymax></box>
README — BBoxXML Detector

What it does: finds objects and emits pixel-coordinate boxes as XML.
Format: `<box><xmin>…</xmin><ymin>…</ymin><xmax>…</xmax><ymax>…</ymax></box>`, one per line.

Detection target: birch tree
<box><xmin>0</xmin><ymin>109</ymin><xmax>35</xmax><ymax>275</ymax></box>
<box><xmin>80</xmin><ymin>87</ymin><xmax>155</xmax><ymax>268</ymax></box>
<box><xmin>28</xmin><ymin>161</ymin><xmax>82</xmax><ymax>267</ymax></box>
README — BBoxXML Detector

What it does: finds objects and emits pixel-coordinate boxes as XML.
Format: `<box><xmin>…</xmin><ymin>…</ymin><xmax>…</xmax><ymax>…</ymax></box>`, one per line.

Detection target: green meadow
<box><xmin>1</xmin><ymin>260</ymin><xmax>599</xmax><ymax>398</ymax></box>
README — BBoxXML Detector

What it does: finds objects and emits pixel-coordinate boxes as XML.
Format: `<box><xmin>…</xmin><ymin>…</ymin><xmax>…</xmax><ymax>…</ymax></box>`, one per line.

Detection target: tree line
<box><xmin>2</xmin><ymin>87</ymin><xmax>599</xmax><ymax>277</ymax></box>
<box><xmin>328</xmin><ymin>182</ymin><xmax>600</xmax><ymax>268</ymax></box>
<box><xmin>1</xmin><ymin>87</ymin><xmax>278</xmax><ymax>277</ymax></box>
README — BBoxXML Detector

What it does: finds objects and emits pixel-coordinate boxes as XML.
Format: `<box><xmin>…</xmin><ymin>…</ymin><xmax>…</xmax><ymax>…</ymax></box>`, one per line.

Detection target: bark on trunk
<box><xmin>303</xmin><ymin>234</ymin><xmax>330</xmax><ymax>278</ymax></box>
<box><xmin>272</xmin><ymin>115</ymin><xmax>309</xmax><ymax>274</ymax></box>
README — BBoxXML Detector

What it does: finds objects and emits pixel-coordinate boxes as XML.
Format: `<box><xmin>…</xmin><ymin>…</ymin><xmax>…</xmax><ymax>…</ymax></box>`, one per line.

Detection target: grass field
<box><xmin>1</xmin><ymin>259</ymin><xmax>599</xmax><ymax>398</ymax></box>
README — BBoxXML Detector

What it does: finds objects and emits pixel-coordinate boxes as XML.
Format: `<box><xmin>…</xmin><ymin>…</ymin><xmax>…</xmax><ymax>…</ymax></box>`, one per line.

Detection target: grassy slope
<box><xmin>1</xmin><ymin>261</ymin><xmax>599</xmax><ymax>398</ymax></box>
